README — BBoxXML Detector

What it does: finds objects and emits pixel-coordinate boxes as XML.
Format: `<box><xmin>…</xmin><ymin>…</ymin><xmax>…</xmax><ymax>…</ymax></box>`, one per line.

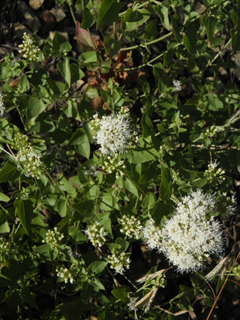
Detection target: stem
<box><xmin>205</xmin><ymin>38</ymin><xmax>232</xmax><ymax>69</ymax></box>
<box><xmin>224</xmin><ymin>109</ymin><xmax>240</xmax><ymax>127</ymax></box>
<box><xmin>69</xmin><ymin>4</ymin><xmax>76</xmax><ymax>25</ymax></box>
<box><xmin>16</xmin><ymin>105</ymin><xmax>28</xmax><ymax>131</ymax></box>
<box><xmin>120</xmin><ymin>32</ymin><xmax>173</xmax><ymax>52</ymax></box>
<box><xmin>206</xmin><ymin>250</ymin><xmax>240</xmax><ymax>320</ymax></box>
<box><xmin>0</xmin><ymin>146</ymin><xmax>17</xmax><ymax>161</ymax></box>
<box><xmin>122</xmin><ymin>43</ymin><xmax>181</xmax><ymax>71</ymax></box>
<box><xmin>119</xmin><ymin>1</ymin><xmax>151</xmax><ymax>17</ymax></box>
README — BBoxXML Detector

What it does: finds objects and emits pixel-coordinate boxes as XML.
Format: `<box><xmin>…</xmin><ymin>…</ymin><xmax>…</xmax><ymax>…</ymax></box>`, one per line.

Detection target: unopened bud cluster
<box><xmin>90</xmin><ymin>107</ymin><xmax>138</xmax><ymax>155</ymax></box>
<box><xmin>160</xmin><ymin>143</ymin><xmax>174</xmax><ymax>156</ymax></box>
<box><xmin>85</xmin><ymin>221</ymin><xmax>108</xmax><ymax>247</ymax></box>
<box><xmin>204</xmin><ymin>160</ymin><xmax>225</xmax><ymax>184</ymax></box>
<box><xmin>18</xmin><ymin>32</ymin><xmax>40</xmax><ymax>62</ymax></box>
<box><xmin>201</xmin><ymin>125</ymin><xmax>218</xmax><ymax>140</ymax></box>
<box><xmin>119</xmin><ymin>215</ymin><xmax>142</xmax><ymax>239</ymax></box>
<box><xmin>56</xmin><ymin>266</ymin><xmax>75</xmax><ymax>284</ymax></box>
<box><xmin>12</xmin><ymin>133</ymin><xmax>44</xmax><ymax>179</ymax></box>
<box><xmin>0</xmin><ymin>238</ymin><xmax>14</xmax><ymax>259</ymax></box>
<box><xmin>218</xmin><ymin>192</ymin><xmax>236</xmax><ymax>217</ymax></box>
<box><xmin>42</xmin><ymin>227</ymin><xmax>64</xmax><ymax>250</ymax></box>
<box><xmin>108</xmin><ymin>249</ymin><xmax>131</xmax><ymax>274</ymax></box>
<box><xmin>102</xmin><ymin>154</ymin><xmax>126</xmax><ymax>178</ymax></box>
<box><xmin>0</xmin><ymin>92</ymin><xmax>5</xmax><ymax>118</ymax></box>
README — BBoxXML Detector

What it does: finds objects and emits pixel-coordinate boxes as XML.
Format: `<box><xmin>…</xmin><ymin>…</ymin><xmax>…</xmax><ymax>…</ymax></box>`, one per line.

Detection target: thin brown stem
<box><xmin>206</xmin><ymin>250</ymin><xmax>240</xmax><ymax>320</ymax></box>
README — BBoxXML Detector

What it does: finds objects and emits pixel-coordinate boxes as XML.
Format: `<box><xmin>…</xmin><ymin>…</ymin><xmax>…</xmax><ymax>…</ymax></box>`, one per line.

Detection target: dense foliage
<box><xmin>0</xmin><ymin>0</ymin><xmax>240</xmax><ymax>319</ymax></box>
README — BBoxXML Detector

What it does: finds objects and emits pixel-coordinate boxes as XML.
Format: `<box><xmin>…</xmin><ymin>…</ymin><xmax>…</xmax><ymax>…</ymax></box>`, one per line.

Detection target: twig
<box><xmin>206</xmin><ymin>250</ymin><xmax>240</xmax><ymax>320</ymax></box>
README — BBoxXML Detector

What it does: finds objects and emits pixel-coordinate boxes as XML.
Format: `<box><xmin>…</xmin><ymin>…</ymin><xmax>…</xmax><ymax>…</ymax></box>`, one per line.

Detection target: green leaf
<box><xmin>80</xmin><ymin>51</ymin><xmax>98</xmax><ymax>63</ymax></box>
<box><xmin>26</xmin><ymin>96</ymin><xmax>49</xmax><ymax>120</ymax></box>
<box><xmin>68</xmin><ymin>226</ymin><xmax>86</xmax><ymax>242</ymax></box>
<box><xmin>58</xmin><ymin>58</ymin><xmax>71</xmax><ymax>87</ymax></box>
<box><xmin>160</xmin><ymin>162</ymin><xmax>171</xmax><ymax>201</ymax></box>
<box><xmin>155</xmin><ymin>3</ymin><xmax>170</xmax><ymax>30</ymax></box>
<box><xmin>183</xmin><ymin>22</ymin><xmax>198</xmax><ymax>54</ymax></box>
<box><xmin>53</xmin><ymin>32</ymin><xmax>72</xmax><ymax>54</ymax></box>
<box><xmin>81</xmin><ymin>7</ymin><xmax>95</xmax><ymax>29</ymax></box>
<box><xmin>111</xmin><ymin>286</ymin><xmax>130</xmax><ymax>302</ymax></box>
<box><xmin>88</xmin><ymin>260</ymin><xmax>108</xmax><ymax>274</ymax></box>
<box><xmin>15</xmin><ymin>199</ymin><xmax>34</xmax><ymax>236</ymax></box>
<box><xmin>59</xmin><ymin>299</ymin><xmax>91</xmax><ymax>320</ymax></box>
<box><xmin>144</xmin><ymin>19</ymin><xmax>158</xmax><ymax>41</ymax></box>
<box><xmin>0</xmin><ymin>161</ymin><xmax>20</xmax><ymax>183</ymax></box>
<box><xmin>48</xmin><ymin>80</ymin><xmax>65</xmax><ymax>97</ymax></box>
<box><xmin>21</xmin><ymin>287</ymin><xmax>38</xmax><ymax>309</ymax></box>
<box><xmin>231</xmin><ymin>29</ymin><xmax>240</xmax><ymax>52</ymax></box>
<box><xmin>203</xmin><ymin>16</ymin><xmax>217</xmax><ymax>46</ymax></box>
<box><xmin>0</xmin><ymin>274</ymin><xmax>15</xmax><ymax>286</ymax></box>
<box><xmin>19</xmin><ymin>75</ymin><xmax>30</xmax><ymax>93</ymax></box>
<box><xmin>142</xmin><ymin>192</ymin><xmax>156</xmax><ymax>211</ymax></box>
<box><xmin>124</xmin><ymin>8</ymin><xmax>151</xmax><ymax>31</ymax></box>
<box><xmin>104</xmin><ymin>35</ymin><xmax>122</xmax><ymax>57</ymax></box>
<box><xmin>91</xmin><ymin>277</ymin><xmax>105</xmax><ymax>290</ymax></box>
<box><xmin>73</xmin><ymin>200</ymin><xmax>95</xmax><ymax>217</ymax></box>
<box><xmin>152</xmin><ymin>202</ymin><xmax>172</xmax><ymax>225</ymax></box>
<box><xmin>70</xmin><ymin>63</ymin><xmax>85</xmax><ymax>84</ymax></box>
<box><xmin>0</xmin><ymin>192</ymin><xmax>10</xmax><ymax>202</ymax></box>
<box><xmin>141</xmin><ymin>114</ymin><xmax>153</xmax><ymax>137</ymax></box>
<box><xmin>123</xmin><ymin>177</ymin><xmax>139</xmax><ymax>197</ymax></box>
<box><xmin>97</xmin><ymin>0</ymin><xmax>122</xmax><ymax>28</ymax></box>
<box><xmin>206</xmin><ymin>94</ymin><xmax>224</xmax><ymax>110</ymax></box>
<box><xmin>98</xmin><ymin>212</ymin><xmax>113</xmax><ymax>238</ymax></box>
<box><xmin>0</xmin><ymin>221</ymin><xmax>10</xmax><ymax>233</ymax></box>
<box><xmin>68</xmin><ymin>128</ymin><xmax>90</xmax><ymax>159</ymax></box>
<box><xmin>57</xmin><ymin>199</ymin><xmax>68</xmax><ymax>217</ymax></box>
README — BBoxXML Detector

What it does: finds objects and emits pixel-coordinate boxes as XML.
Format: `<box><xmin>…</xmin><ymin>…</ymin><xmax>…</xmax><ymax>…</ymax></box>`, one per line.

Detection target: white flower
<box><xmin>204</xmin><ymin>160</ymin><xmax>225</xmax><ymax>184</ymax></box>
<box><xmin>0</xmin><ymin>92</ymin><xmax>5</xmax><ymax>118</ymax></box>
<box><xmin>90</xmin><ymin>107</ymin><xmax>138</xmax><ymax>155</ymax></box>
<box><xmin>18</xmin><ymin>32</ymin><xmax>40</xmax><ymax>62</ymax></box>
<box><xmin>160</xmin><ymin>213</ymin><xmax>224</xmax><ymax>273</ymax></box>
<box><xmin>142</xmin><ymin>218</ymin><xmax>162</xmax><ymax>250</ymax></box>
<box><xmin>42</xmin><ymin>227</ymin><xmax>64</xmax><ymax>249</ymax></box>
<box><xmin>142</xmin><ymin>190</ymin><xmax>227</xmax><ymax>273</ymax></box>
<box><xmin>119</xmin><ymin>215</ymin><xmax>142</xmax><ymax>239</ymax></box>
<box><xmin>85</xmin><ymin>221</ymin><xmax>108</xmax><ymax>247</ymax></box>
<box><xmin>16</xmin><ymin>146</ymin><xmax>43</xmax><ymax>179</ymax></box>
<box><xmin>173</xmin><ymin>79</ymin><xmax>181</xmax><ymax>91</ymax></box>
<box><xmin>108</xmin><ymin>250</ymin><xmax>130</xmax><ymax>274</ymax></box>
<box><xmin>56</xmin><ymin>266</ymin><xmax>75</xmax><ymax>284</ymax></box>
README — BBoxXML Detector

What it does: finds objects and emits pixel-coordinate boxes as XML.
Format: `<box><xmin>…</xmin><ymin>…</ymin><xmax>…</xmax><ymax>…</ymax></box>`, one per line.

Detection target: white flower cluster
<box><xmin>142</xmin><ymin>190</ymin><xmax>226</xmax><ymax>273</ymax></box>
<box><xmin>173</xmin><ymin>79</ymin><xmax>182</xmax><ymax>92</ymax></box>
<box><xmin>90</xmin><ymin>107</ymin><xmax>138</xmax><ymax>155</ymax></box>
<box><xmin>142</xmin><ymin>218</ymin><xmax>163</xmax><ymax>250</ymax></box>
<box><xmin>204</xmin><ymin>160</ymin><xmax>225</xmax><ymax>184</ymax></box>
<box><xmin>102</xmin><ymin>154</ymin><xmax>126</xmax><ymax>178</ymax></box>
<box><xmin>16</xmin><ymin>146</ymin><xmax>43</xmax><ymax>179</ymax></box>
<box><xmin>42</xmin><ymin>227</ymin><xmax>64</xmax><ymax>249</ymax></box>
<box><xmin>85</xmin><ymin>221</ymin><xmax>108</xmax><ymax>247</ymax></box>
<box><xmin>56</xmin><ymin>266</ymin><xmax>75</xmax><ymax>284</ymax></box>
<box><xmin>11</xmin><ymin>132</ymin><xmax>44</xmax><ymax>179</ymax></box>
<box><xmin>108</xmin><ymin>250</ymin><xmax>130</xmax><ymax>274</ymax></box>
<box><xmin>119</xmin><ymin>215</ymin><xmax>142</xmax><ymax>239</ymax></box>
<box><xmin>18</xmin><ymin>32</ymin><xmax>40</xmax><ymax>62</ymax></box>
<box><xmin>0</xmin><ymin>92</ymin><xmax>5</xmax><ymax>118</ymax></box>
